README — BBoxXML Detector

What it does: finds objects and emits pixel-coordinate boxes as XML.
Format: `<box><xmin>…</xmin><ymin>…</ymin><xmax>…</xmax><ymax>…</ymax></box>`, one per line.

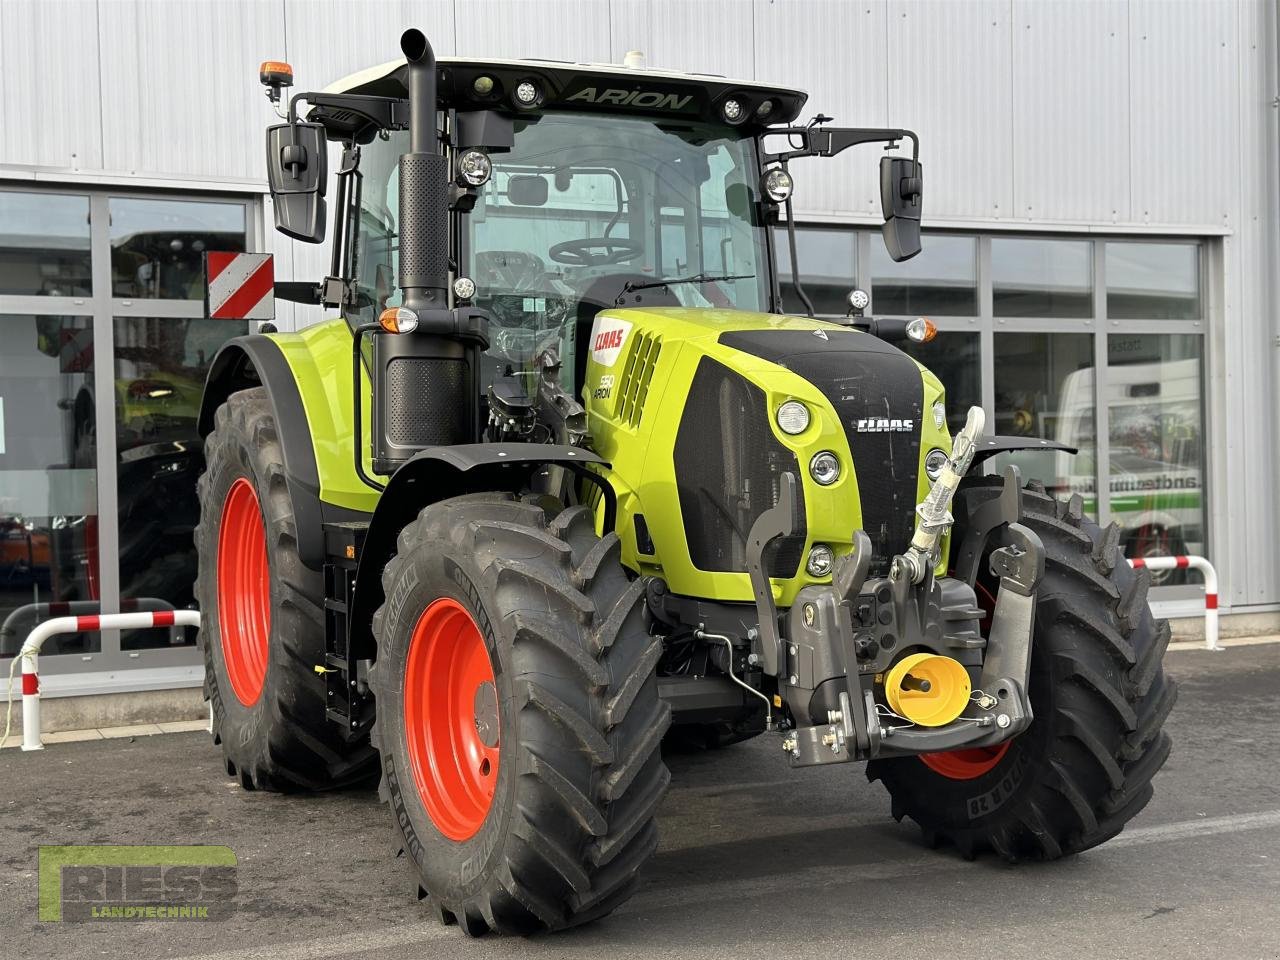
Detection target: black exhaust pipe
<box><xmin>397</xmin><ymin>28</ymin><xmax>448</xmax><ymax>311</ymax></box>
<box><xmin>368</xmin><ymin>28</ymin><xmax>482</xmax><ymax>473</ymax></box>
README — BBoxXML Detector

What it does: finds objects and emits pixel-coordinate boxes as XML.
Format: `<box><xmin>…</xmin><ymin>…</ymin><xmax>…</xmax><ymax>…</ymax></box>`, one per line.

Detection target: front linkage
<box><xmin>744</xmin><ymin>406</ymin><xmax>1045</xmax><ymax>768</ymax></box>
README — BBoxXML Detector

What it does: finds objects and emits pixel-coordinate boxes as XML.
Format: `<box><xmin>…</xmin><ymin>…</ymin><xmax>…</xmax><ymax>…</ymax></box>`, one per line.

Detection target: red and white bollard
<box><xmin>17</xmin><ymin>610</ymin><xmax>201</xmax><ymax>751</ymax></box>
<box><xmin>1128</xmin><ymin>555</ymin><xmax>1219</xmax><ymax>652</ymax></box>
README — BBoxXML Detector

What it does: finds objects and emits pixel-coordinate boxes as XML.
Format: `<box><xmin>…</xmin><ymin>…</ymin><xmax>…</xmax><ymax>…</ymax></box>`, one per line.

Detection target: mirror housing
<box><xmin>266</xmin><ymin>122</ymin><xmax>328</xmax><ymax>243</ymax></box>
<box><xmin>880</xmin><ymin>156</ymin><xmax>922</xmax><ymax>262</ymax></box>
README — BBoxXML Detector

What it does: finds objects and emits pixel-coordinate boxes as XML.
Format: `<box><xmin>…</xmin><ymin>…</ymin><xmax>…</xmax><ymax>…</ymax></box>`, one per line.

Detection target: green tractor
<box><xmin>194</xmin><ymin>29</ymin><xmax>1175</xmax><ymax>935</ymax></box>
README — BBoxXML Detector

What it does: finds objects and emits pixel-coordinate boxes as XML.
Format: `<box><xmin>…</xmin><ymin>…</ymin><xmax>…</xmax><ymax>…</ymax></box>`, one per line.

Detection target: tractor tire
<box><xmin>867</xmin><ymin>477</ymin><xmax>1176</xmax><ymax>861</ymax></box>
<box><xmin>368</xmin><ymin>493</ymin><xmax>671</xmax><ymax>935</ymax></box>
<box><xmin>194</xmin><ymin>388</ymin><xmax>377</xmax><ymax>791</ymax></box>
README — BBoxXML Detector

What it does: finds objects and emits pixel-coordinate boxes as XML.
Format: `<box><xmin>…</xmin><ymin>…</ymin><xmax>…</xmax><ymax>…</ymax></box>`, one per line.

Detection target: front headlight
<box><xmin>806</xmin><ymin>543</ymin><xmax>834</xmax><ymax>577</ymax></box>
<box><xmin>457</xmin><ymin>149</ymin><xmax>492</xmax><ymax>187</ymax></box>
<box><xmin>810</xmin><ymin>451</ymin><xmax>841</xmax><ymax>485</ymax></box>
<box><xmin>776</xmin><ymin>400</ymin><xmax>810</xmax><ymax>435</ymax></box>
<box><xmin>924</xmin><ymin>448</ymin><xmax>948</xmax><ymax>481</ymax></box>
<box><xmin>761</xmin><ymin>167</ymin><xmax>794</xmax><ymax>203</ymax></box>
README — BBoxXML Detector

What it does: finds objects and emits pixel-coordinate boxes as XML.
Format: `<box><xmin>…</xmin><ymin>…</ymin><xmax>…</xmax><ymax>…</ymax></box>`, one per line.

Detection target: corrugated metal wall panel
<box><xmin>99</xmin><ymin>0</ymin><xmax>285</xmax><ymax>181</ymax></box>
<box><xmin>753</xmin><ymin>0</ymin><xmax>889</xmax><ymax>218</ymax></box>
<box><xmin>1220</xmin><ymin>0</ymin><xmax>1277</xmax><ymax>606</ymax></box>
<box><xmin>1128</xmin><ymin>0</ymin><xmax>1237</xmax><ymax>227</ymax></box>
<box><xmin>1011</xmin><ymin>0</ymin><xmax>1129</xmax><ymax>223</ymax></box>
<box><xmin>884</xmin><ymin>0</ymin><xmax>1013</xmax><ymax>221</ymax></box>
<box><xmin>641</xmin><ymin>0</ymin><xmax>755</xmax><ymax>77</ymax></box>
<box><xmin>454</xmin><ymin>0</ymin><xmax>611</xmax><ymax>61</ymax></box>
<box><xmin>0</xmin><ymin>0</ymin><xmax>103</xmax><ymax>169</ymax></box>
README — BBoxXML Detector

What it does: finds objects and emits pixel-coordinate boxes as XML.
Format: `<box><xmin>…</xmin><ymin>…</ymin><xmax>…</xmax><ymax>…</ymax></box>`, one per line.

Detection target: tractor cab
<box><xmin>270</xmin><ymin>47</ymin><xmax>923</xmax><ymax>428</ymax></box>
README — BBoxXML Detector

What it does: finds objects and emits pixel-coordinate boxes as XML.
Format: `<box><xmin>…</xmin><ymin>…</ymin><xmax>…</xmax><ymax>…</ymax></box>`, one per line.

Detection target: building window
<box><xmin>0</xmin><ymin>314</ymin><xmax>101</xmax><ymax>656</ymax></box>
<box><xmin>1106</xmin><ymin>334</ymin><xmax>1204</xmax><ymax>585</ymax></box>
<box><xmin>1105</xmin><ymin>241</ymin><xmax>1201</xmax><ymax>319</ymax></box>
<box><xmin>0</xmin><ymin>191</ymin><xmax>92</xmax><ymax>297</ymax></box>
<box><xmin>869</xmin><ymin>233</ymin><xmax>977</xmax><ymax>315</ymax></box>
<box><xmin>992</xmin><ymin>237</ymin><xmax>1093</xmax><ymax>318</ymax></box>
<box><xmin>113</xmin><ymin>317</ymin><xmax>248</xmax><ymax>648</ymax></box>
<box><xmin>110</xmin><ymin>197</ymin><xmax>246</xmax><ymax>300</ymax></box>
<box><xmin>991</xmin><ymin>331</ymin><xmax>1097</xmax><ymax>517</ymax></box>
<box><xmin>902</xmin><ymin>333</ymin><xmax>982</xmax><ymax>435</ymax></box>
<box><xmin>0</xmin><ymin>187</ymin><xmax>253</xmax><ymax>679</ymax></box>
<box><xmin>774</xmin><ymin>227</ymin><xmax>855</xmax><ymax>316</ymax></box>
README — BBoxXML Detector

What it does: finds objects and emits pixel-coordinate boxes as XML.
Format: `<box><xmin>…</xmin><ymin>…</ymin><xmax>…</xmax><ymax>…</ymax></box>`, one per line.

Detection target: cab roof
<box><xmin>319</xmin><ymin>55</ymin><xmax>808</xmax><ymax>137</ymax></box>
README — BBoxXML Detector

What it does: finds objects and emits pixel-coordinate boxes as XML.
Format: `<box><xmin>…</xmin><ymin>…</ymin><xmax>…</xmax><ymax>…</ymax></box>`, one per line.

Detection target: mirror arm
<box><xmin>285</xmin><ymin>91</ymin><xmax>409</xmax><ymax>135</ymax></box>
<box><xmin>764</xmin><ymin>126</ymin><xmax>919</xmax><ymax>165</ymax></box>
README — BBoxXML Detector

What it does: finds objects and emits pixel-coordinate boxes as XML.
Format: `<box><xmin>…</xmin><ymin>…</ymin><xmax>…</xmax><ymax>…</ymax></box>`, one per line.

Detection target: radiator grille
<box><xmin>386</xmin><ymin>357</ymin><xmax>467</xmax><ymax>446</ymax></box>
<box><xmin>719</xmin><ymin>329</ymin><xmax>924</xmax><ymax>575</ymax></box>
<box><xmin>674</xmin><ymin>357</ymin><xmax>806</xmax><ymax>577</ymax></box>
<box><xmin>617</xmin><ymin>332</ymin><xmax>662</xmax><ymax>427</ymax></box>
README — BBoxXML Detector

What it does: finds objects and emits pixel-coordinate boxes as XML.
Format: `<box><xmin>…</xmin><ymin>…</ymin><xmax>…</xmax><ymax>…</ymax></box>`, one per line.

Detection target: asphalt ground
<box><xmin>3</xmin><ymin>643</ymin><xmax>1279</xmax><ymax>960</ymax></box>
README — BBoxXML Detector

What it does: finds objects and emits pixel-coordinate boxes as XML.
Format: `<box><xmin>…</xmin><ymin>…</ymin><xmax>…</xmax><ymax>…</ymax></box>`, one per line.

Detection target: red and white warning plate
<box><xmin>204</xmin><ymin>251</ymin><xmax>275</xmax><ymax>321</ymax></box>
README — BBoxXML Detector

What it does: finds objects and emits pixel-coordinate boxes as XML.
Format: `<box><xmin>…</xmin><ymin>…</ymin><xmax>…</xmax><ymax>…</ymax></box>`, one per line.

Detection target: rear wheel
<box><xmin>868</xmin><ymin>478</ymin><xmax>1176</xmax><ymax>860</ymax></box>
<box><xmin>369</xmin><ymin>494</ymin><xmax>671</xmax><ymax>935</ymax></box>
<box><xmin>194</xmin><ymin>388</ymin><xmax>377</xmax><ymax>790</ymax></box>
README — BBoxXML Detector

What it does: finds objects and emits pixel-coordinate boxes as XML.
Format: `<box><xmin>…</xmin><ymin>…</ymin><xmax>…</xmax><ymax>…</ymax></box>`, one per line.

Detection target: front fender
<box><xmin>348</xmin><ymin>444</ymin><xmax>611</xmax><ymax>662</ymax></box>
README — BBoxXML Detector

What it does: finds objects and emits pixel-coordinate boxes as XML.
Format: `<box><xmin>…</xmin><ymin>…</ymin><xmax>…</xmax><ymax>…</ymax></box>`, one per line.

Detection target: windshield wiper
<box><xmin>617</xmin><ymin>273</ymin><xmax>754</xmax><ymax>301</ymax></box>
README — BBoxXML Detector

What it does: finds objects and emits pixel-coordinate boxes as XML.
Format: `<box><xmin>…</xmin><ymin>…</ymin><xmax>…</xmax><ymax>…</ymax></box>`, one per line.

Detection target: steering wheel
<box><xmin>548</xmin><ymin>237</ymin><xmax>644</xmax><ymax>267</ymax></box>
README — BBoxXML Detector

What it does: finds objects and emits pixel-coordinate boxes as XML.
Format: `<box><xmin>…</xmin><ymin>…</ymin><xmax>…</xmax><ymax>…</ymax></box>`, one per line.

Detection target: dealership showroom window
<box><xmin>0</xmin><ymin>188</ymin><xmax>251</xmax><ymax>683</ymax></box>
<box><xmin>778</xmin><ymin>227</ymin><xmax>1206</xmax><ymax>591</ymax></box>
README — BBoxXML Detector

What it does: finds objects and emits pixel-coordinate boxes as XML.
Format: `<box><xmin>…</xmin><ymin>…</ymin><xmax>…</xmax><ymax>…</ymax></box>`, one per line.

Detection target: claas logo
<box><xmin>594</xmin><ymin>328</ymin><xmax>625</xmax><ymax>352</ymax></box>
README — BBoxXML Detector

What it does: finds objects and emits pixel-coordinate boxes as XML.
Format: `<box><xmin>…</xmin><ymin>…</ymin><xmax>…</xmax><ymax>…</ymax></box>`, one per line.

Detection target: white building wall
<box><xmin>1</xmin><ymin>0</ymin><xmax>1276</xmax><ymax>609</ymax></box>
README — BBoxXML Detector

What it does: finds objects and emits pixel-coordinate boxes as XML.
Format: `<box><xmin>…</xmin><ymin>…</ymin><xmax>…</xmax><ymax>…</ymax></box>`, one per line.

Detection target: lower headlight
<box><xmin>806</xmin><ymin>543</ymin><xmax>834</xmax><ymax>578</ymax></box>
<box><xmin>924</xmin><ymin>447</ymin><xmax>949</xmax><ymax>481</ymax></box>
<box><xmin>810</xmin><ymin>451</ymin><xmax>840</xmax><ymax>485</ymax></box>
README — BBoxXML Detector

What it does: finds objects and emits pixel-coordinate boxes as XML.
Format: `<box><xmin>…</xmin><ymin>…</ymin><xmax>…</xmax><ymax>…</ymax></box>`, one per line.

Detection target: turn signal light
<box><xmin>906</xmin><ymin>317</ymin><xmax>938</xmax><ymax>343</ymax></box>
<box><xmin>379</xmin><ymin>307</ymin><xmax>419</xmax><ymax>334</ymax></box>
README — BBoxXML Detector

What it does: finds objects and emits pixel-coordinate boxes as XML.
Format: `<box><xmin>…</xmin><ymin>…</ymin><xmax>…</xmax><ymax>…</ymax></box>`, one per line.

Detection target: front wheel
<box><xmin>868</xmin><ymin>478</ymin><xmax>1177</xmax><ymax>860</ymax></box>
<box><xmin>369</xmin><ymin>494</ymin><xmax>670</xmax><ymax>935</ymax></box>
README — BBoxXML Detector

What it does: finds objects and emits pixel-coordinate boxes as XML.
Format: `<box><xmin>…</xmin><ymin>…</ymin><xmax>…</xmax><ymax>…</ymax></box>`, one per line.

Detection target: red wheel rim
<box><xmin>920</xmin><ymin>575</ymin><xmax>1012</xmax><ymax>780</ymax></box>
<box><xmin>216</xmin><ymin>477</ymin><xmax>271</xmax><ymax>707</ymax></box>
<box><xmin>404</xmin><ymin>598</ymin><xmax>500</xmax><ymax>842</ymax></box>
<box><xmin>920</xmin><ymin>742</ymin><xmax>1011</xmax><ymax>780</ymax></box>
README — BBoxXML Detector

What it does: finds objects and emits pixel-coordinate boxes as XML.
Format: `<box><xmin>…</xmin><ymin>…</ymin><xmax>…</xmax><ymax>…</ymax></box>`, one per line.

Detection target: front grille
<box><xmin>720</xmin><ymin>329</ymin><xmax>924</xmax><ymax>574</ymax></box>
<box><xmin>386</xmin><ymin>357</ymin><xmax>467</xmax><ymax>446</ymax></box>
<box><xmin>674</xmin><ymin>357</ymin><xmax>806</xmax><ymax>577</ymax></box>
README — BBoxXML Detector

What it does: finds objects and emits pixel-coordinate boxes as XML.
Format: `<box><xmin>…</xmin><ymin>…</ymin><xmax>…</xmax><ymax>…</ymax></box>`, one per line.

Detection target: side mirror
<box><xmin>266</xmin><ymin>122</ymin><xmax>328</xmax><ymax>243</ymax></box>
<box><xmin>880</xmin><ymin>156</ymin><xmax>922</xmax><ymax>262</ymax></box>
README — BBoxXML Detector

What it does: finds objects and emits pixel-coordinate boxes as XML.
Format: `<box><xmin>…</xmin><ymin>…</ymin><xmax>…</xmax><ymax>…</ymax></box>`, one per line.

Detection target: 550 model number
<box><xmin>592</xmin><ymin>375</ymin><xmax>615</xmax><ymax>400</ymax></box>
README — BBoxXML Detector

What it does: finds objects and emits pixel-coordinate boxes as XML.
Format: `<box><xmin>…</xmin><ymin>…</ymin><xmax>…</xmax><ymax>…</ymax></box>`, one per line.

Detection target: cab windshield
<box><xmin>351</xmin><ymin>111</ymin><xmax>769</xmax><ymax>392</ymax></box>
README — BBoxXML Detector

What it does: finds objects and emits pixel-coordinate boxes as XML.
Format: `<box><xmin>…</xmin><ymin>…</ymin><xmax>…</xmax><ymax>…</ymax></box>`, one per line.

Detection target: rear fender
<box><xmin>348</xmin><ymin>444</ymin><xmax>611</xmax><ymax>662</ymax></box>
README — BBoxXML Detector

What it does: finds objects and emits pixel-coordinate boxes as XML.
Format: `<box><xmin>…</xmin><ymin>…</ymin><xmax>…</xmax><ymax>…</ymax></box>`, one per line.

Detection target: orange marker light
<box><xmin>906</xmin><ymin>317</ymin><xmax>938</xmax><ymax>343</ymax></box>
<box><xmin>259</xmin><ymin>60</ymin><xmax>294</xmax><ymax>86</ymax></box>
<box><xmin>379</xmin><ymin>307</ymin><xmax>419</xmax><ymax>334</ymax></box>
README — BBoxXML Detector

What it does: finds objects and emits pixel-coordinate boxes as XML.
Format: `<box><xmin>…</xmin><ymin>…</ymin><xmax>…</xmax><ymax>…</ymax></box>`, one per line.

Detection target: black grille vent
<box><xmin>719</xmin><ymin>329</ymin><xmax>924</xmax><ymax>574</ymax></box>
<box><xmin>386</xmin><ymin>357</ymin><xmax>466</xmax><ymax>445</ymax></box>
<box><xmin>674</xmin><ymin>357</ymin><xmax>806</xmax><ymax>577</ymax></box>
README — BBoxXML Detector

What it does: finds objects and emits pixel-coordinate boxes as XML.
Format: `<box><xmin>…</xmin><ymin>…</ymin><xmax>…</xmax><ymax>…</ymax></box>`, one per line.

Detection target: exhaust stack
<box><xmin>397</xmin><ymin>28</ymin><xmax>449</xmax><ymax>311</ymax></box>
